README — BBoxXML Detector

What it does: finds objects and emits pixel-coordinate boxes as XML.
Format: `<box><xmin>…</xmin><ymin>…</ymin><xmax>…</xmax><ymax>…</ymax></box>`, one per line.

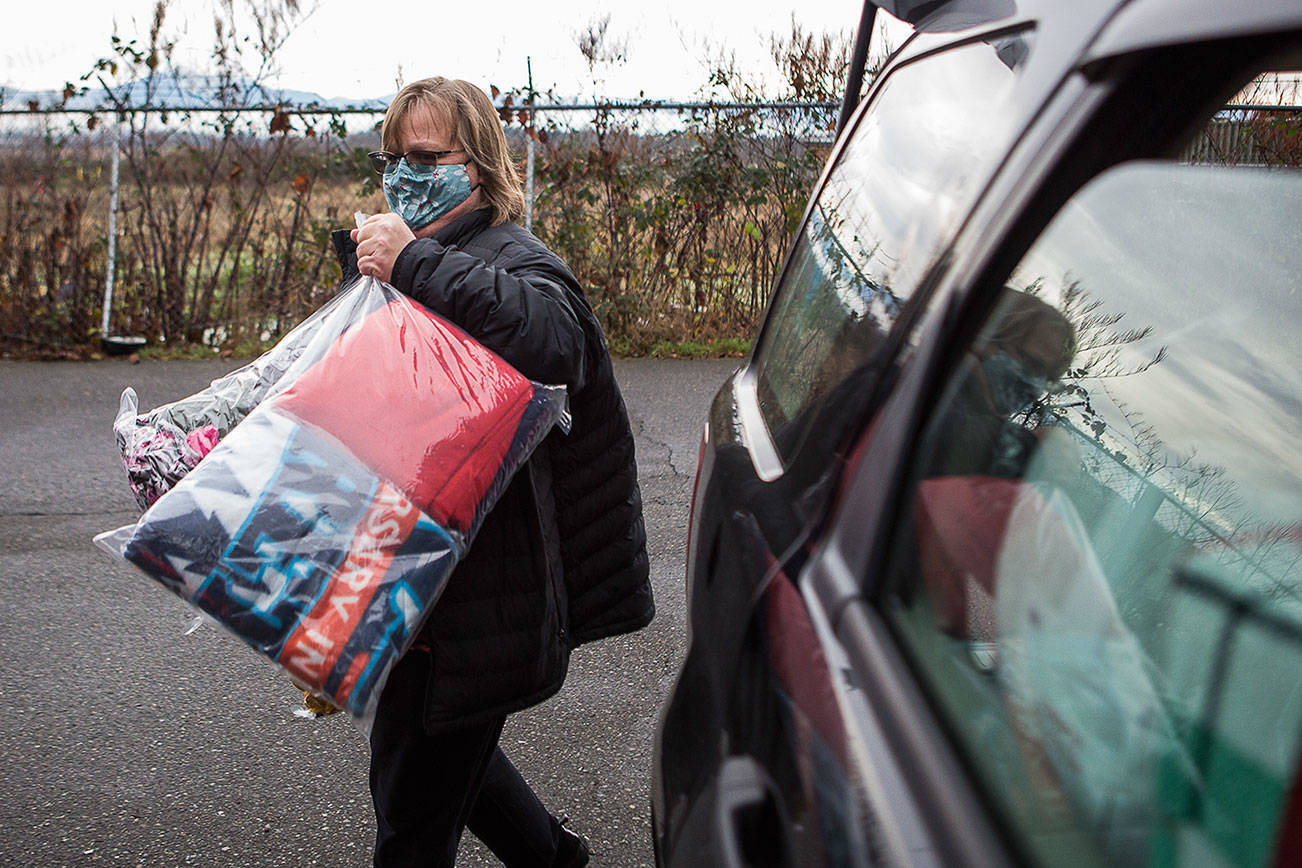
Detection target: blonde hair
<box><xmin>381</xmin><ymin>78</ymin><xmax>525</xmax><ymax>225</ymax></box>
<box><xmin>988</xmin><ymin>288</ymin><xmax>1077</xmax><ymax>380</ymax></box>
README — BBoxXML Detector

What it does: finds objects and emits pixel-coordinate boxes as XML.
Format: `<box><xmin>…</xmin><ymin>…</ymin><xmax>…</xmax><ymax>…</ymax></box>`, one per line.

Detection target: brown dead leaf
<box><xmin>269</xmin><ymin>109</ymin><xmax>291</xmax><ymax>134</ymax></box>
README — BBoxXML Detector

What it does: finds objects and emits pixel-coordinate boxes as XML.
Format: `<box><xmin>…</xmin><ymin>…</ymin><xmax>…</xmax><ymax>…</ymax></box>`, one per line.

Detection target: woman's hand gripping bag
<box><xmin>96</xmin><ymin>276</ymin><xmax>568</xmax><ymax>730</ymax></box>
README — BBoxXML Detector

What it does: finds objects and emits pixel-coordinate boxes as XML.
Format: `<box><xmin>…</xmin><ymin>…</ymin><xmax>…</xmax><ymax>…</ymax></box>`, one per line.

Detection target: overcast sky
<box><xmin>6</xmin><ymin>0</ymin><xmax>865</xmax><ymax>102</ymax></box>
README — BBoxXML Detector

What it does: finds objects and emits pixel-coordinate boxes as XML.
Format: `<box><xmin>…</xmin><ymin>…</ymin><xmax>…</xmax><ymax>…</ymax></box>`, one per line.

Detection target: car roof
<box><xmin>879</xmin><ymin>0</ymin><xmax>1118</xmax><ymax>31</ymax></box>
<box><xmin>1085</xmin><ymin>0</ymin><xmax>1302</xmax><ymax>63</ymax></box>
<box><xmin>874</xmin><ymin>0</ymin><xmax>1302</xmax><ymax>60</ymax></box>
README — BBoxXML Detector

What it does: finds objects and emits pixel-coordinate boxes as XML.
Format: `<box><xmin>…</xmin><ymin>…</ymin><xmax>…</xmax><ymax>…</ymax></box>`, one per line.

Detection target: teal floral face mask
<box><xmin>383</xmin><ymin>158</ymin><xmax>475</xmax><ymax>231</ymax></box>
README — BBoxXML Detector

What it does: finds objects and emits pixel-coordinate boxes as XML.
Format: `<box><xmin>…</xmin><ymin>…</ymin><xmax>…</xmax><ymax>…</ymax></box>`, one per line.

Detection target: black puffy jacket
<box><xmin>332</xmin><ymin>210</ymin><xmax>653</xmax><ymax>732</ymax></box>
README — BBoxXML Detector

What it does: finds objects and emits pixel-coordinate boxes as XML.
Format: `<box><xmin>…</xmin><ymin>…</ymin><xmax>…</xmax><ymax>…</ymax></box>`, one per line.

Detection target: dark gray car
<box><xmin>652</xmin><ymin>0</ymin><xmax>1302</xmax><ymax>865</ymax></box>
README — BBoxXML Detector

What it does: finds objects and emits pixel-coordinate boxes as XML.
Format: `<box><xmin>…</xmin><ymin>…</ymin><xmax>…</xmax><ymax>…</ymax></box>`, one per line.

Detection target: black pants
<box><xmin>369</xmin><ymin>650</ymin><xmax>562</xmax><ymax>867</ymax></box>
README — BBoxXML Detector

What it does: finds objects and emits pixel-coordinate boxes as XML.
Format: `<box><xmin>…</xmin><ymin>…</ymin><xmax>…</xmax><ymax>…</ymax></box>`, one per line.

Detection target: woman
<box><xmin>928</xmin><ymin>287</ymin><xmax>1077</xmax><ymax>481</ymax></box>
<box><xmin>335</xmin><ymin>77</ymin><xmax>654</xmax><ymax>868</ymax></box>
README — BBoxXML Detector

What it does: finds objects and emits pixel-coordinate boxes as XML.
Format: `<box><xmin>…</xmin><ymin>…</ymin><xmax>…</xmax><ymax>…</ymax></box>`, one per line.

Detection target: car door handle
<box><xmin>715</xmin><ymin>755</ymin><xmax>795</xmax><ymax>868</ymax></box>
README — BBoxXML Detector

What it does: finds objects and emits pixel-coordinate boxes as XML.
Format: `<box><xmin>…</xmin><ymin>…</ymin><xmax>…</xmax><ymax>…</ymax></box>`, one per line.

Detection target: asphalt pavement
<box><xmin>0</xmin><ymin>356</ymin><xmax>739</xmax><ymax>867</ymax></box>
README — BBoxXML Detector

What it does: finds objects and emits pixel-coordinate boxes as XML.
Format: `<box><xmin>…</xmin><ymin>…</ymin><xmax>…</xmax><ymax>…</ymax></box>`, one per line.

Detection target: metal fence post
<box><xmin>524</xmin><ymin>57</ymin><xmax>536</xmax><ymax>232</ymax></box>
<box><xmin>100</xmin><ymin>115</ymin><xmax>122</xmax><ymax>338</ymax></box>
<box><xmin>525</xmin><ymin>133</ymin><xmax>535</xmax><ymax>232</ymax></box>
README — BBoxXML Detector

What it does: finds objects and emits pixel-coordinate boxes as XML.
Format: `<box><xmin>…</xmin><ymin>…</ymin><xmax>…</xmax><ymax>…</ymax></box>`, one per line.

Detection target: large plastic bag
<box><xmin>96</xmin><ymin>275</ymin><xmax>568</xmax><ymax>728</ymax></box>
<box><xmin>112</xmin><ymin>283</ymin><xmax>388</xmax><ymax>510</ymax></box>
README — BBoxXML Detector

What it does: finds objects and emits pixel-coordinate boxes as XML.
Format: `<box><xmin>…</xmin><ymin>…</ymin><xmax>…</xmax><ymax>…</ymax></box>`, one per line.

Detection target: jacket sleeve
<box><xmin>391</xmin><ymin>237</ymin><xmax>588</xmax><ymax>392</ymax></box>
<box><xmin>330</xmin><ymin>229</ymin><xmax>360</xmax><ymax>284</ymax></box>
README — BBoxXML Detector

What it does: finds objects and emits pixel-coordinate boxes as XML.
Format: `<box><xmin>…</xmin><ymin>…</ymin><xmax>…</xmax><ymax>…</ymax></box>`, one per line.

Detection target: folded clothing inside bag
<box><xmin>270</xmin><ymin>296</ymin><xmax>543</xmax><ymax>540</ymax></box>
<box><xmin>100</xmin><ymin>276</ymin><xmax>569</xmax><ymax>725</ymax></box>
<box><xmin>123</xmin><ymin>410</ymin><xmax>457</xmax><ymax>716</ymax></box>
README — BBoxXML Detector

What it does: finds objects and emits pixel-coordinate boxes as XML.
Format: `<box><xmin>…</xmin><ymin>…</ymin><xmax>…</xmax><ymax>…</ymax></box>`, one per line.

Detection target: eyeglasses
<box><xmin>367</xmin><ymin>149</ymin><xmax>464</xmax><ymax>174</ymax></box>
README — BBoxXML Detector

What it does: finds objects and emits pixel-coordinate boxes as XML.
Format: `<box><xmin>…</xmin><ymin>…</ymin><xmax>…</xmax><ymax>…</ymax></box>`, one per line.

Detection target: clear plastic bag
<box><xmin>112</xmin><ymin>283</ymin><xmax>388</xmax><ymax>509</ymax></box>
<box><xmin>97</xmin><ymin>275</ymin><xmax>568</xmax><ymax>730</ymax></box>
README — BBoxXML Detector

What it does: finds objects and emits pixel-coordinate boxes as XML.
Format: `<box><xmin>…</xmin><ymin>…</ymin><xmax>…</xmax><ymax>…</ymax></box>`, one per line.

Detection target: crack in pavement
<box><xmin>629</xmin><ymin>415</ymin><xmax>693</xmax><ymax>484</ymax></box>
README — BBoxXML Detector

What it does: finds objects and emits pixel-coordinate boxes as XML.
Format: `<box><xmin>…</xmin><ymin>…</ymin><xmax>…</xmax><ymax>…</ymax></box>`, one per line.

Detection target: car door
<box><xmin>656</xmin><ymin>17</ymin><xmax>1051</xmax><ymax>866</ymax></box>
<box><xmin>799</xmin><ymin>6</ymin><xmax>1302</xmax><ymax>866</ymax></box>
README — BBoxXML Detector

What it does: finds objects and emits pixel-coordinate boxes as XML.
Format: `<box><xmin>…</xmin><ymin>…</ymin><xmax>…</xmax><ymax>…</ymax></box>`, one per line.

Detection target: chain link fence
<box><xmin>1056</xmin><ymin>412</ymin><xmax>1299</xmax><ymax>608</ymax></box>
<box><xmin>510</xmin><ymin>100</ymin><xmax>839</xmax><ymax>346</ymax></box>
<box><xmin>0</xmin><ymin>99</ymin><xmax>837</xmax><ymax>356</ymax></box>
<box><xmin>0</xmin><ymin>110</ymin><xmax>120</xmax><ymax>353</ymax></box>
<box><xmin>2</xmin><ymin>99</ymin><xmax>1295</xmax><ymax>357</ymax></box>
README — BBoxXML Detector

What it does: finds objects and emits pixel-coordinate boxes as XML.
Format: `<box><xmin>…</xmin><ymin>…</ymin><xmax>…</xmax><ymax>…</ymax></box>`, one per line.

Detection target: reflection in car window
<box><xmin>754</xmin><ymin>34</ymin><xmax>1033</xmax><ymax>464</ymax></box>
<box><xmin>886</xmin><ymin>161</ymin><xmax>1302</xmax><ymax>866</ymax></box>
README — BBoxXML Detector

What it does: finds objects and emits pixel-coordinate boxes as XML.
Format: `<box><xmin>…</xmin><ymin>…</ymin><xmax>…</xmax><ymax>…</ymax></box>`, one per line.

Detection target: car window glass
<box><xmin>883</xmin><ymin>159</ymin><xmax>1302</xmax><ymax>866</ymax></box>
<box><xmin>753</xmin><ymin>33</ymin><xmax>1034</xmax><ymax>466</ymax></box>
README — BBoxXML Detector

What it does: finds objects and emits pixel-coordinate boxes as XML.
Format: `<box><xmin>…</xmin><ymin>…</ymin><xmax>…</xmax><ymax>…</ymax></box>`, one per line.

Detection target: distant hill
<box><xmin>2</xmin><ymin>75</ymin><xmax>390</xmax><ymax>112</ymax></box>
